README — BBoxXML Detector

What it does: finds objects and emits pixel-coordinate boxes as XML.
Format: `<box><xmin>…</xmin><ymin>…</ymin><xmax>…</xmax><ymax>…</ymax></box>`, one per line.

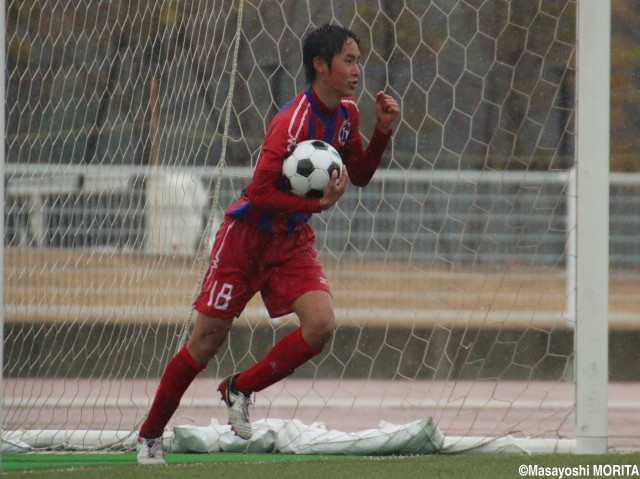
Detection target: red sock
<box><xmin>234</xmin><ymin>328</ymin><xmax>322</xmax><ymax>394</ymax></box>
<box><xmin>139</xmin><ymin>343</ymin><xmax>205</xmax><ymax>438</ymax></box>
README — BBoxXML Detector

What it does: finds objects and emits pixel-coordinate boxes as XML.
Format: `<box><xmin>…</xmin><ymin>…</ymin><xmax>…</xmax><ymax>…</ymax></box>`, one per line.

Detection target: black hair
<box><xmin>302</xmin><ymin>24</ymin><xmax>360</xmax><ymax>85</ymax></box>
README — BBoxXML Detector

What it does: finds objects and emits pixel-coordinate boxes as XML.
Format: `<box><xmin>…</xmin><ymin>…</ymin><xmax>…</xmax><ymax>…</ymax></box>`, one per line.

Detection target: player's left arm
<box><xmin>343</xmin><ymin>91</ymin><xmax>400</xmax><ymax>187</ymax></box>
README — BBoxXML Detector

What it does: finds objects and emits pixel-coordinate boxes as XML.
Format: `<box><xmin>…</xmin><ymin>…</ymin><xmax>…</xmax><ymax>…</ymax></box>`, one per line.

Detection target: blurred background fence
<box><xmin>5</xmin><ymin>165</ymin><xmax>640</xmax><ymax>268</ymax></box>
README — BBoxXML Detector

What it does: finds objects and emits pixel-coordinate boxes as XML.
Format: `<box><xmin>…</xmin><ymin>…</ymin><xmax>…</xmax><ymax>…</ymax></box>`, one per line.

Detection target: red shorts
<box><xmin>193</xmin><ymin>216</ymin><xmax>330</xmax><ymax>319</ymax></box>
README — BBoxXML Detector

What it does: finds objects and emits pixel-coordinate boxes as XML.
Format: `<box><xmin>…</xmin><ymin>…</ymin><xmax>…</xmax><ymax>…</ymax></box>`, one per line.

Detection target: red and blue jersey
<box><xmin>225</xmin><ymin>87</ymin><xmax>392</xmax><ymax>233</ymax></box>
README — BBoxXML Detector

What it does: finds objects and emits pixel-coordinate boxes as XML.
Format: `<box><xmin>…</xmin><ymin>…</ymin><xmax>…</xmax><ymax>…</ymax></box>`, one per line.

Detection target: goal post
<box><xmin>0</xmin><ymin>0</ymin><xmax>6</xmax><ymax>467</ymax></box>
<box><xmin>2</xmin><ymin>0</ymin><xmax>616</xmax><ymax>455</ymax></box>
<box><xmin>575</xmin><ymin>0</ymin><xmax>610</xmax><ymax>454</ymax></box>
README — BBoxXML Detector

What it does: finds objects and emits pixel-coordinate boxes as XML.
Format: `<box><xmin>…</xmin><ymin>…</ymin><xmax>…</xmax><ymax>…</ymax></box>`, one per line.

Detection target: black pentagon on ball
<box><xmin>295</xmin><ymin>158</ymin><xmax>315</xmax><ymax>177</ymax></box>
<box><xmin>310</xmin><ymin>140</ymin><xmax>328</xmax><ymax>150</ymax></box>
<box><xmin>328</xmin><ymin>160</ymin><xmax>341</xmax><ymax>178</ymax></box>
<box><xmin>281</xmin><ymin>176</ymin><xmax>293</xmax><ymax>191</ymax></box>
<box><xmin>306</xmin><ymin>188</ymin><xmax>324</xmax><ymax>199</ymax></box>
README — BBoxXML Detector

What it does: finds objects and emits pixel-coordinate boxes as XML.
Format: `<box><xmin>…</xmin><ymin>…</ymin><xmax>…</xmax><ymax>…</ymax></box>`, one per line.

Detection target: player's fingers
<box><xmin>321</xmin><ymin>167</ymin><xmax>347</xmax><ymax>209</ymax></box>
<box><xmin>382</xmin><ymin>95</ymin><xmax>398</xmax><ymax>108</ymax></box>
<box><xmin>376</xmin><ymin>92</ymin><xmax>399</xmax><ymax>114</ymax></box>
<box><xmin>339</xmin><ymin>165</ymin><xmax>349</xmax><ymax>185</ymax></box>
<box><xmin>384</xmin><ymin>100</ymin><xmax>400</xmax><ymax>114</ymax></box>
<box><xmin>330</xmin><ymin>166</ymin><xmax>348</xmax><ymax>194</ymax></box>
<box><xmin>330</xmin><ymin>165</ymin><xmax>344</xmax><ymax>179</ymax></box>
<box><xmin>377</xmin><ymin>91</ymin><xmax>396</xmax><ymax>102</ymax></box>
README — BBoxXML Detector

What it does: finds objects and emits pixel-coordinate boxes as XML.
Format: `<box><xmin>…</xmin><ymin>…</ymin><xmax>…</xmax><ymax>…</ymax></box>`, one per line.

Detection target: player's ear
<box><xmin>313</xmin><ymin>57</ymin><xmax>329</xmax><ymax>76</ymax></box>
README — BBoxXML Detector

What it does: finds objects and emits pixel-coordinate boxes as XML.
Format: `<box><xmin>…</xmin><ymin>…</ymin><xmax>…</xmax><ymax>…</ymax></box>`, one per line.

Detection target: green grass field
<box><xmin>2</xmin><ymin>452</ymin><xmax>640</xmax><ymax>479</ymax></box>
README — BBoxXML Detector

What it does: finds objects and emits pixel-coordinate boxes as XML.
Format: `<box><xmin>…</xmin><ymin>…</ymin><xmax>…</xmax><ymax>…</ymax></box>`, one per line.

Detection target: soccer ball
<box><xmin>282</xmin><ymin>140</ymin><xmax>343</xmax><ymax>198</ymax></box>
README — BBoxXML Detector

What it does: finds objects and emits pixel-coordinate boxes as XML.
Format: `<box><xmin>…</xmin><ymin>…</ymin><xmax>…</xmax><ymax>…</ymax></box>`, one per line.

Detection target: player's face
<box><xmin>325</xmin><ymin>38</ymin><xmax>361</xmax><ymax>98</ymax></box>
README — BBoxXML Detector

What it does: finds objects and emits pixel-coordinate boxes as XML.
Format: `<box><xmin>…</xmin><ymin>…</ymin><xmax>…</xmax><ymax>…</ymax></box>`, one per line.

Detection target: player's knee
<box><xmin>187</xmin><ymin>341</ymin><xmax>215</xmax><ymax>365</ymax></box>
<box><xmin>306</xmin><ymin>318</ymin><xmax>336</xmax><ymax>349</ymax></box>
<box><xmin>196</xmin><ymin>343</ymin><xmax>219</xmax><ymax>364</ymax></box>
<box><xmin>188</xmin><ymin>330</ymin><xmax>228</xmax><ymax>364</ymax></box>
<box><xmin>320</xmin><ymin>319</ymin><xmax>336</xmax><ymax>343</ymax></box>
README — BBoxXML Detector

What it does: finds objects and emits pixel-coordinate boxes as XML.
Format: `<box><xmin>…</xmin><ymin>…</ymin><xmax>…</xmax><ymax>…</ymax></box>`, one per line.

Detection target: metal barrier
<box><xmin>5</xmin><ymin>166</ymin><xmax>640</xmax><ymax>268</ymax></box>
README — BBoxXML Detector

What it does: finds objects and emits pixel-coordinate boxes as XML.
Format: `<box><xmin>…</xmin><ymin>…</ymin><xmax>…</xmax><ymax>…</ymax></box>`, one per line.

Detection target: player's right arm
<box><xmin>246</xmin><ymin>115</ymin><xmax>322</xmax><ymax>214</ymax></box>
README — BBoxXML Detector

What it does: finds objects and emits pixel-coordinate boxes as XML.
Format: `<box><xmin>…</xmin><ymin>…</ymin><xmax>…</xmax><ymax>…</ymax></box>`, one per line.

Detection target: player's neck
<box><xmin>309</xmin><ymin>84</ymin><xmax>341</xmax><ymax>111</ymax></box>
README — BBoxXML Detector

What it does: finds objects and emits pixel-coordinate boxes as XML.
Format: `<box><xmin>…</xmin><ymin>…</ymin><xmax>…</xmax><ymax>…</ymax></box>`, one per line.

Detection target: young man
<box><xmin>137</xmin><ymin>24</ymin><xmax>400</xmax><ymax>465</ymax></box>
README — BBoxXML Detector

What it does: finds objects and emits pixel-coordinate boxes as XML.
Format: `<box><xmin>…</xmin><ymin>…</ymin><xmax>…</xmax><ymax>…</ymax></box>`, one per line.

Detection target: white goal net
<box><xmin>3</xmin><ymin>0</ymin><xmax>614</xmax><ymax>454</ymax></box>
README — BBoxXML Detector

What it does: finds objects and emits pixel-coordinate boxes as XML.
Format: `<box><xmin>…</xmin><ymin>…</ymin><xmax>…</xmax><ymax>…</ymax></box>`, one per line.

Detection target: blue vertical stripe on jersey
<box><xmin>258</xmin><ymin>212</ymin><xmax>275</xmax><ymax>233</ymax></box>
<box><xmin>287</xmin><ymin>212</ymin><xmax>310</xmax><ymax>232</ymax></box>
<box><xmin>304</xmin><ymin>88</ymin><xmax>342</xmax><ymax>145</ymax></box>
<box><xmin>323</xmin><ymin>113</ymin><xmax>337</xmax><ymax>145</ymax></box>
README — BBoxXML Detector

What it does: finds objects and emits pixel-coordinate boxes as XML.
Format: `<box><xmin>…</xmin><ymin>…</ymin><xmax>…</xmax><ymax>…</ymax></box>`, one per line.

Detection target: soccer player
<box><xmin>137</xmin><ymin>23</ymin><xmax>400</xmax><ymax>464</ymax></box>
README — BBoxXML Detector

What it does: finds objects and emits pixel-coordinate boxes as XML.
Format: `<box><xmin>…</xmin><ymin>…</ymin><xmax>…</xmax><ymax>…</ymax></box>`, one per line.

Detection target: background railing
<box><xmin>6</xmin><ymin>165</ymin><xmax>639</xmax><ymax>269</ymax></box>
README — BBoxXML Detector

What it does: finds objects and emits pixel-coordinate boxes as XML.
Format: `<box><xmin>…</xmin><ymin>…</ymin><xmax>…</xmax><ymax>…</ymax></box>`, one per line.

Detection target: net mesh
<box><xmin>4</xmin><ymin>0</ymin><xmax>585</xmax><ymax>451</ymax></box>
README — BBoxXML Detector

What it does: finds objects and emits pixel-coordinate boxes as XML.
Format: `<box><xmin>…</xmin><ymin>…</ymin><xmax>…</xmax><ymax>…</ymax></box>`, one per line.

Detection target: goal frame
<box><xmin>574</xmin><ymin>0</ymin><xmax>610</xmax><ymax>455</ymax></box>
<box><xmin>0</xmin><ymin>0</ymin><xmax>611</xmax><ymax>455</ymax></box>
<box><xmin>1</xmin><ymin>0</ymin><xmax>6</xmax><ymax>466</ymax></box>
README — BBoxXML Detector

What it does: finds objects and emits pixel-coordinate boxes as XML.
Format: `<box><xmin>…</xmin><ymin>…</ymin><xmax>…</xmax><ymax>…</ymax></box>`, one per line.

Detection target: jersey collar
<box><xmin>306</xmin><ymin>87</ymin><xmax>336</xmax><ymax>118</ymax></box>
